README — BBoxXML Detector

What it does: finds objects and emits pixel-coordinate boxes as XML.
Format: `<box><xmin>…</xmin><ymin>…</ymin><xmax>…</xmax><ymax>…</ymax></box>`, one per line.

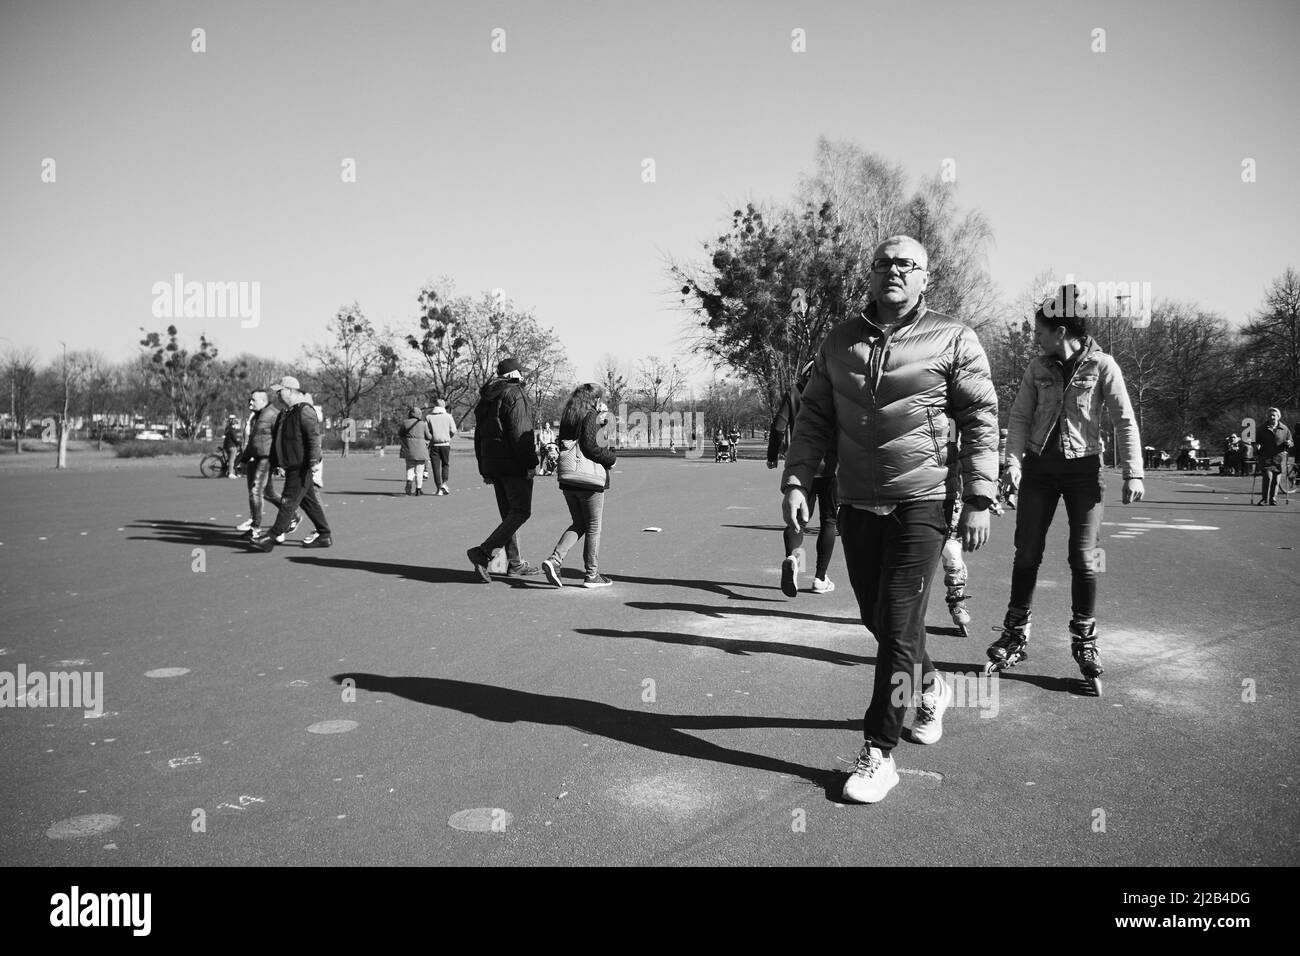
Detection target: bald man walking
<box><xmin>781</xmin><ymin>236</ymin><xmax>999</xmax><ymax>804</ymax></box>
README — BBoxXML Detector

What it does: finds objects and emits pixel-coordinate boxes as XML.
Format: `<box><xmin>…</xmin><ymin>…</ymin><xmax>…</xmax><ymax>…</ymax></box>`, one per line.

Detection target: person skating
<box><xmin>541</xmin><ymin>384</ymin><xmax>617</xmax><ymax>589</ymax></box>
<box><xmin>990</xmin><ymin>285</ymin><xmax>1145</xmax><ymax>695</ymax></box>
<box><xmin>467</xmin><ymin>358</ymin><xmax>541</xmax><ymax>581</ymax></box>
<box><xmin>782</xmin><ymin>235</ymin><xmax>999</xmax><ymax>804</ymax></box>
<box><xmin>250</xmin><ymin>376</ymin><xmax>333</xmax><ymax>551</ymax></box>
<box><xmin>425</xmin><ymin>397</ymin><xmax>457</xmax><ymax>495</ymax></box>
<box><xmin>767</xmin><ymin>361</ymin><xmax>838</xmax><ymax>597</ymax></box>
<box><xmin>399</xmin><ymin>405</ymin><xmax>433</xmax><ymax>496</ymax></box>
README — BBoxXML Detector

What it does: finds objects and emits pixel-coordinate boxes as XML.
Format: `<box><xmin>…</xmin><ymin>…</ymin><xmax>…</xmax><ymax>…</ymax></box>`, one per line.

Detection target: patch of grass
<box><xmin>113</xmin><ymin>439</ymin><xmax>211</xmax><ymax>458</ymax></box>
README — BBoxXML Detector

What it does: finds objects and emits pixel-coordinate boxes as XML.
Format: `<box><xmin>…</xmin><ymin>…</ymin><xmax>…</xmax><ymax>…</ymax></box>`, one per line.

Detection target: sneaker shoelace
<box><xmin>852</xmin><ymin>748</ymin><xmax>882</xmax><ymax>776</ymax></box>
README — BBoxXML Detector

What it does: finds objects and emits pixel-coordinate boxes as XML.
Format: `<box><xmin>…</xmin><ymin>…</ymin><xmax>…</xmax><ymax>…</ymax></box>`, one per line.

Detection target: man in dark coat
<box><xmin>250</xmin><ymin>376</ymin><xmax>332</xmax><ymax>551</ymax></box>
<box><xmin>467</xmin><ymin>358</ymin><xmax>540</xmax><ymax>581</ymax></box>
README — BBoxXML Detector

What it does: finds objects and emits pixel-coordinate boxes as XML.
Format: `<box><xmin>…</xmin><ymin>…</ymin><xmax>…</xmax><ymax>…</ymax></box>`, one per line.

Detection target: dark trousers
<box><xmin>551</xmin><ymin>488</ymin><xmax>604</xmax><ymax>575</ymax></box>
<box><xmin>1008</xmin><ymin>455</ymin><xmax>1103</xmax><ymax>621</ymax></box>
<box><xmin>481</xmin><ymin>475</ymin><xmax>533</xmax><ymax>566</ymax></box>
<box><xmin>839</xmin><ymin>500</ymin><xmax>946</xmax><ymax>753</ymax></box>
<box><xmin>269</xmin><ymin>467</ymin><xmax>330</xmax><ymax>536</ymax></box>
<box><xmin>430</xmin><ymin>445</ymin><xmax>451</xmax><ymax>487</ymax></box>
<box><xmin>783</xmin><ymin>475</ymin><xmax>838</xmax><ymax>578</ymax></box>
<box><xmin>246</xmin><ymin>457</ymin><xmax>283</xmax><ymax>526</ymax></box>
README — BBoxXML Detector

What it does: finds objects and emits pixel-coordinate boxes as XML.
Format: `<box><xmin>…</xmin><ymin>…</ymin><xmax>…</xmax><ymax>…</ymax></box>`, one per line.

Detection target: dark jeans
<box><xmin>783</xmin><ymin>475</ymin><xmax>838</xmax><ymax>578</ymax></box>
<box><xmin>481</xmin><ymin>475</ymin><xmax>533</xmax><ymax>567</ymax></box>
<box><xmin>269</xmin><ymin>467</ymin><xmax>330</xmax><ymax>537</ymax></box>
<box><xmin>430</xmin><ymin>445</ymin><xmax>451</xmax><ymax>487</ymax></box>
<box><xmin>1009</xmin><ymin>454</ymin><xmax>1104</xmax><ymax>621</ymax></box>
<box><xmin>839</xmin><ymin>500</ymin><xmax>946</xmax><ymax>753</ymax></box>
<box><xmin>551</xmin><ymin>488</ymin><xmax>604</xmax><ymax>575</ymax></box>
<box><xmin>246</xmin><ymin>457</ymin><xmax>283</xmax><ymax>526</ymax></box>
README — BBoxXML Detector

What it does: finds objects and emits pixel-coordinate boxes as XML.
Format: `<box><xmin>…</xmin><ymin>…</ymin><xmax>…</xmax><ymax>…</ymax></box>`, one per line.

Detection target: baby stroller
<box><xmin>540</xmin><ymin>441</ymin><xmax>559</xmax><ymax>476</ymax></box>
<box><xmin>714</xmin><ymin>437</ymin><xmax>729</xmax><ymax>462</ymax></box>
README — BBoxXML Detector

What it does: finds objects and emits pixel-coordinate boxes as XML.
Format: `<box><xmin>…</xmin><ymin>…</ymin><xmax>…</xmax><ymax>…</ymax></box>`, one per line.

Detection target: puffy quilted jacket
<box><xmin>781</xmin><ymin>300</ymin><xmax>999</xmax><ymax>507</ymax></box>
<box><xmin>242</xmin><ymin>405</ymin><xmax>278</xmax><ymax>460</ymax></box>
<box><xmin>473</xmin><ymin>378</ymin><xmax>539</xmax><ymax>477</ymax></box>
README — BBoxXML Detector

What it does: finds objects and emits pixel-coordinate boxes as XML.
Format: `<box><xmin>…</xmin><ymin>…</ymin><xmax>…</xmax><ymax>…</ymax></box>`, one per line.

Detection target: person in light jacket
<box><xmin>992</xmin><ymin>284</ymin><xmax>1145</xmax><ymax>684</ymax></box>
<box><xmin>424</xmin><ymin>398</ymin><xmax>458</xmax><ymax>495</ymax></box>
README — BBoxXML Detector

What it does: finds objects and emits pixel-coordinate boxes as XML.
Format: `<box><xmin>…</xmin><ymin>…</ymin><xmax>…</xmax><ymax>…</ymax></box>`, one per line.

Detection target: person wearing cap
<box><xmin>399</xmin><ymin>404</ymin><xmax>433</xmax><ymax>496</ymax></box>
<box><xmin>767</xmin><ymin>360</ymin><xmax>839</xmax><ymax>597</ymax></box>
<box><xmin>424</xmin><ymin>396</ymin><xmax>458</xmax><ymax>495</ymax></box>
<box><xmin>781</xmin><ymin>235</ymin><xmax>999</xmax><ymax>805</ymax></box>
<box><xmin>250</xmin><ymin>376</ymin><xmax>332</xmax><ymax>551</ymax></box>
<box><xmin>1256</xmin><ymin>407</ymin><xmax>1293</xmax><ymax>505</ymax></box>
<box><xmin>222</xmin><ymin>414</ymin><xmax>242</xmax><ymax>478</ymax></box>
<box><xmin>467</xmin><ymin>358</ymin><xmax>541</xmax><ymax>581</ymax></box>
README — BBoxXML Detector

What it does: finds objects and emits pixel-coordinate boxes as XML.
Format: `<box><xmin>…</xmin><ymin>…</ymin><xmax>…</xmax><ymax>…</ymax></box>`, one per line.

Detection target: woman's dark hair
<box><xmin>1035</xmin><ymin>284</ymin><xmax>1088</xmax><ymax>340</ymax></box>
<box><xmin>560</xmin><ymin>383</ymin><xmax>604</xmax><ymax>431</ymax></box>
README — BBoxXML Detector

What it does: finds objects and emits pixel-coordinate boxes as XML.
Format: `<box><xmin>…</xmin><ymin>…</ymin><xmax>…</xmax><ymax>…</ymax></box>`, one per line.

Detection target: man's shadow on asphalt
<box><xmin>333</xmin><ymin>672</ymin><xmax>848</xmax><ymax>795</ymax></box>
<box><xmin>126</xmin><ymin>518</ymin><xmax>245</xmax><ymax>548</ymax></box>
<box><xmin>576</xmin><ymin>627</ymin><xmax>874</xmax><ymax>666</ymax></box>
<box><xmin>607</xmin><ymin>573</ymin><xmax>784</xmax><ymax>602</ymax></box>
<box><xmin>626</xmin><ymin>600</ymin><xmax>861</xmax><ymax>627</ymax></box>
<box><xmin>290</xmin><ymin>556</ymin><xmax>483</xmax><ymax>584</ymax></box>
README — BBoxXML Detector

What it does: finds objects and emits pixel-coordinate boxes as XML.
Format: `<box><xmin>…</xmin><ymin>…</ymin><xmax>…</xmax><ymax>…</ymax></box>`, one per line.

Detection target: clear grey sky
<box><xmin>2</xmin><ymin>0</ymin><xmax>1296</xmax><ymax>386</ymax></box>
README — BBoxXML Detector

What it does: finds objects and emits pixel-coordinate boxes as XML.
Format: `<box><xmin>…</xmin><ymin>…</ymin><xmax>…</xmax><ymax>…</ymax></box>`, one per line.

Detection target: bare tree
<box><xmin>2</xmin><ymin>346</ymin><xmax>41</xmax><ymax>453</ymax></box>
<box><xmin>635</xmin><ymin>356</ymin><xmax>686</xmax><ymax>413</ymax></box>
<box><xmin>1240</xmin><ymin>267</ymin><xmax>1300</xmax><ymax>410</ymax></box>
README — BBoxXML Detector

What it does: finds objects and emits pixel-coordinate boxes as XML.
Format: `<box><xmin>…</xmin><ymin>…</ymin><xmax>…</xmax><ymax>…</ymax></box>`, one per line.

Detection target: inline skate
<box><xmin>941</xmin><ymin>539</ymin><xmax>971</xmax><ymax>638</ymax></box>
<box><xmin>985</xmin><ymin>610</ymin><xmax>1030</xmax><ymax>674</ymax></box>
<box><xmin>1069</xmin><ymin>618</ymin><xmax>1103</xmax><ymax>696</ymax></box>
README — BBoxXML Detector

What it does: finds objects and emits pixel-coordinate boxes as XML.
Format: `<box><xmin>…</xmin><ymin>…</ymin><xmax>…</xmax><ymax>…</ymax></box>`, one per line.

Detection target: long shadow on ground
<box><xmin>576</xmin><ymin>627</ymin><xmax>873</xmax><ymax>666</ymax></box>
<box><xmin>626</xmin><ymin>600</ymin><xmax>861</xmax><ymax>627</ymax></box>
<box><xmin>126</xmin><ymin>518</ymin><xmax>248</xmax><ymax>548</ymax></box>
<box><xmin>333</xmin><ymin>673</ymin><xmax>846</xmax><ymax>792</ymax></box>
<box><xmin>290</xmin><ymin>555</ymin><xmax>482</xmax><ymax>584</ymax></box>
<box><xmin>607</xmin><ymin>573</ymin><xmax>784</xmax><ymax>602</ymax></box>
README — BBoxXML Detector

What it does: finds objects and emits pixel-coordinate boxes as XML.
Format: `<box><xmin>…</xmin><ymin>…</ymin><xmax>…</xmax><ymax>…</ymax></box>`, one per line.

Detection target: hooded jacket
<box><xmin>781</xmin><ymin>299</ymin><xmax>999</xmax><ymax>508</ymax></box>
<box><xmin>399</xmin><ymin>416</ymin><xmax>433</xmax><ymax>461</ymax></box>
<box><xmin>473</xmin><ymin>377</ymin><xmax>538</xmax><ymax>477</ymax></box>
<box><xmin>1005</xmin><ymin>336</ymin><xmax>1144</xmax><ymax>479</ymax></box>
<box><xmin>425</xmin><ymin>406</ymin><xmax>457</xmax><ymax>445</ymax></box>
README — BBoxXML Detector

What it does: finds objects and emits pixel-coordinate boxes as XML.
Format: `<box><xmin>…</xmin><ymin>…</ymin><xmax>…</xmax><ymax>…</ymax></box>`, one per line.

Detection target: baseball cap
<box><xmin>496</xmin><ymin>358</ymin><xmax>522</xmax><ymax>377</ymax></box>
<box><xmin>270</xmin><ymin>375</ymin><xmax>301</xmax><ymax>392</ymax></box>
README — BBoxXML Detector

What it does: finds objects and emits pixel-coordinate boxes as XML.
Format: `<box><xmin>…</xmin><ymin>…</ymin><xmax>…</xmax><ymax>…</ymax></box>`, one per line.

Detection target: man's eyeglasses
<box><xmin>870</xmin><ymin>257</ymin><xmax>925</xmax><ymax>275</ymax></box>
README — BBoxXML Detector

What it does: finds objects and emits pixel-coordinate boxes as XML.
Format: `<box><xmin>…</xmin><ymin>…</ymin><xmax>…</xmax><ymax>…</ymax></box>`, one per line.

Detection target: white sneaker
<box><xmin>811</xmin><ymin>576</ymin><xmax>835</xmax><ymax>594</ymax></box>
<box><xmin>235</xmin><ymin>518</ymin><xmax>254</xmax><ymax>531</ymax></box>
<box><xmin>910</xmin><ymin>674</ymin><xmax>953</xmax><ymax>745</ymax></box>
<box><xmin>842</xmin><ymin>745</ymin><xmax>899</xmax><ymax>804</ymax></box>
<box><xmin>542</xmin><ymin>557</ymin><xmax>563</xmax><ymax>588</ymax></box>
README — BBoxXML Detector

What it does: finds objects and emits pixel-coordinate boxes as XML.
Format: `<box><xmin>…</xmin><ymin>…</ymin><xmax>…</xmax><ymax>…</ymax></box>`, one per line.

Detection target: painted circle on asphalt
<box><xmin>307</xmin><ymin>719</ymin><xmax>358</xmax><ymax>735</ymax></box>
<box><xmin>47</xmin><ymin>814</ymin><xmax>123</xmax><ymax>839</ymax></box>
<box><xmin>448</xmin><ymin>808</ymin><xmax>513</xmax><ymax>832</ymax></box>
<box><xmin>144</xmin><ymin>667</ymin><xmax>190</xmax><ymax>678</ymax></box>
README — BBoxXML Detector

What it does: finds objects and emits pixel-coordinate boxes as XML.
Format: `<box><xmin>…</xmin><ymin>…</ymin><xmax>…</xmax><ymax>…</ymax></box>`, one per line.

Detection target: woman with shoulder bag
<box><xmin>542</xmin><ymin>384</ymin><xmax>617</xmax><ymax>589</ymax></box>
<box><xmin>399</xmin><ymin>405</ymin><xmax>433</xmax><ymax>496</ymax></box>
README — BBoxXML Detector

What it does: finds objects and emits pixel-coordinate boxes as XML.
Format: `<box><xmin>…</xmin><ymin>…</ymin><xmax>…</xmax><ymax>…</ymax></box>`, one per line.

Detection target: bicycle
<box><xmin>200</xmin><ymin>447</ymin><xmax>246</xmax><ymax>479</ymax></box>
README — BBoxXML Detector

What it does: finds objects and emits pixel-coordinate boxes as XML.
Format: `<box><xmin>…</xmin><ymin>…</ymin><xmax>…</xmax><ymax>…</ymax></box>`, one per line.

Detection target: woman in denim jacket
<box><xmin>988</xmin><ymin>286</ymin><xmax>1145</xmax><ymax>690</ymax></box>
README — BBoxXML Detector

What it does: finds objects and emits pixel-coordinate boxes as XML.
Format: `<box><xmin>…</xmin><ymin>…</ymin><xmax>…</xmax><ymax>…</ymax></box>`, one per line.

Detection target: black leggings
<box><xmin>783</xmin><ymin>475</ymin><xmax>839</xmax><ymax>578</ymax></box>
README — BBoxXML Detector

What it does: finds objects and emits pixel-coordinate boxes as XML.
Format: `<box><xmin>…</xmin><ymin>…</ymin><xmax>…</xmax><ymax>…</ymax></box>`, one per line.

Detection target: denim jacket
<box><xmin>1006</xmin><ymin>337</ymin><xmax>1144</xmax><ymax>480</ymax></box>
